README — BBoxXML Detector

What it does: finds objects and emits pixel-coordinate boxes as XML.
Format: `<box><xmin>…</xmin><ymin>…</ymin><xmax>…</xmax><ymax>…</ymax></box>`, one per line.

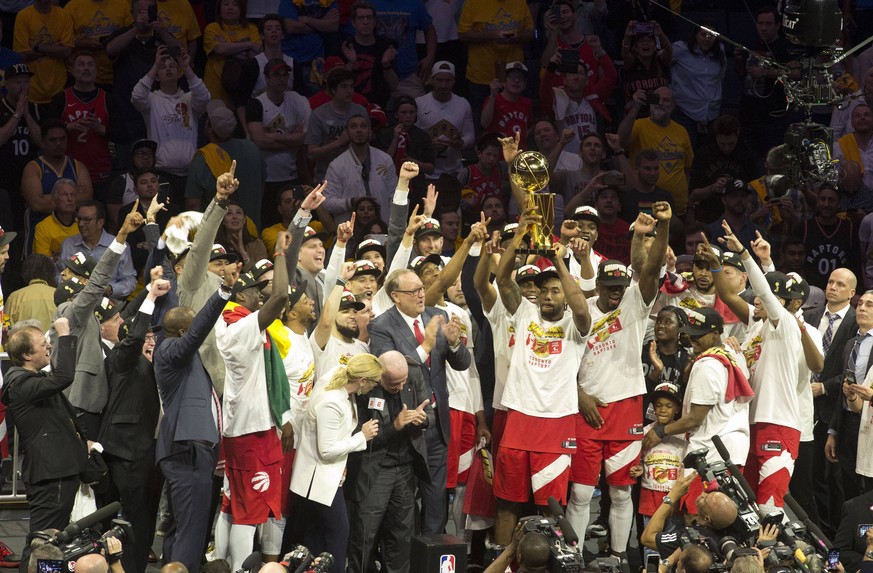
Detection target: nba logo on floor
<box><xmin>440</xmin><ymin>554</ymin><xmax>455</xmax><ymax>573</ymax></box>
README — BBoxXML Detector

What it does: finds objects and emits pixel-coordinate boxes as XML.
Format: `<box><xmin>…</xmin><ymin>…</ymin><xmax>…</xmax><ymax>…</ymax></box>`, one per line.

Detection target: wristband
<box><xmin>653</xmin><ymin>423</ymin><xmax>666</xmax><ymax>438</ymax></box>
<box><xmin>336</xmin><ymin>278</ymin><xmax>349</xmax><ymax>288</ymax></box>
<box><xmin>710</xmin><ymin>266</ymin><xmax>722</xmax><ymax>273</ymax></box>
<box><xmin>849</xmin><ymin>395</ymin><xmax>858</xmax><ymax>401</ymax></box>
<box><xmin>739</xmin><ymin>247</ymin><xmax>748</xmax><ymax>255</ymax></box>
<box><xmin>273</xmin><ymin>252</ymin><xmax>285</xmax><ymax>257</ymax></box>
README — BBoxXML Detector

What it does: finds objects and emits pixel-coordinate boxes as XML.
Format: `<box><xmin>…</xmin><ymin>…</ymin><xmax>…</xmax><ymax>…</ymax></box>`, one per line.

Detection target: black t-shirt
<box><xmin>620</xmin><ymin>185</ymin><xmax>675</xmax><ymax>222</ymax></box>
<box><xmin>106</xmin><ymin>26</ymin><xmax>167</xmax><ymax>127</ymax></box>
<box><xmin>656</xmin><ymin>526</ymin><xmax>724</xmax><ymax>559</ymax></box>
<box><xmin>0</xmin><ymin>98</ymin><xmax>40</xmax><ymax>194</ymax></box>
<box><xmin>346</xmin><ymin>35</ymin><xmax>396</xmax><ymax>109</ymax></box>
<box><xmin>642</xmin><ymin>344</ymin><xmax>691</xmax><ymax>421</ymax></box>
<box><xmin>689</xmin><ymin>143</ymin><xmax>757</xmax><ymax>223</ymax></box>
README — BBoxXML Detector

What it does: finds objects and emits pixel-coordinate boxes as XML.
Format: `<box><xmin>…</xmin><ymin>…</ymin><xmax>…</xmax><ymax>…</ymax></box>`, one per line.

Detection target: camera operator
<box><xmin>26</xmin><ymin>536</ymin><xmax>63</xmax><ymax>573</ymax></box>
<box><xmin>484</xmin><ymin>522</ymin><xmax>551</xmax><ymax>573</ymax></box>
<box><xmin>658</xmin><ymin>545</ymin><xmax>715</xmax><ymax>573</ymax></box>
<box><xmin>74</xmin><ymin>538</ymin><xmax>125</xmax><ymax>573</ymax></box>
<box><xmin>641</xmin><ymin>471</ymin><xmax>739</xmax><ymax>555</ymax></box>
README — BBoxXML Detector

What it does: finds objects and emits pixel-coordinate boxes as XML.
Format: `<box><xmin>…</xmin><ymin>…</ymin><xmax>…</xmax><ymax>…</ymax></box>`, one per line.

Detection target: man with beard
<box><xmin>700</xmin><ymin>224</ymin><xmax>808</xmax><ymax>514</ymax></box>
<box><xmin>310</xmin><ymin>262</ymin><xmax>368</xmax><ymax>381</ymax></box>
<box><xmin>215</xmin><ymin>228</ymin><xmax>292</xmax><ymax>569</ymax></box>
<box><xmin>474</xmin><ymin>222</ymin><xmax>541</xmax><ymax>452</ymax></box>
<box><xmin>639</xmin><ymin>305</ymin><xmax>752</xmax><ymax>523</ymax></box>
<box><xmin>566</xmin><ymin>205</ymin><xmax>670</xmax><ymax>563</ymax></box>
<box><xmin>491</xmin><ymin>209</ymin><xmax>592</xmax><ymax>548</ymax></box>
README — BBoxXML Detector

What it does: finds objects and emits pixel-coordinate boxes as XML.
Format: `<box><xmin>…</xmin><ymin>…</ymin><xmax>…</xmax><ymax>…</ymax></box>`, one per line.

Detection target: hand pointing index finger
<box><xmin>416</xmin><ymin>399</ymin><xmax>430</xmax><ymax>412</ymax></box>
<box><xmin>132</xmin><ymin>198</ymin><xmax>140</xmax><ymax>213</ymax></box>
<box><xmin>229</xmin><ymin>159</ymin><xmax>237</xmax><ymax>178</ymax></box>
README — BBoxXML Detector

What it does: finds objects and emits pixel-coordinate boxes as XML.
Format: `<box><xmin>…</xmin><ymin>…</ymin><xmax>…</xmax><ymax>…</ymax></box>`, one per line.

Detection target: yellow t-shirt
<box><xmin>203</xmin><ymin>22</ymin><xmax>260</xmax><ymax>105</ymax></box>
<box><xmin>458</xmin><ymin>0</ymin><xmax>533</xmax><ymax>86</ymax></box>
<box><xmin>33</xmin><ymin>213</ymin><xmax>79</xmax><ymax>262</ymax></box>
<box><xmin>629</xmin><ymin>118</ymin><xmax>694</xmax><ymax>215</ymax></box>
<box><xmin>64</xmin><ymin>0</ymin><xmax>133</xmax><ymax>84</ymax></box>
<box><xmin>155</xmin><ymin>0</ymin><xmax>202</xmax><ymax>45</ymax></box>
<box><xmin>13</xmin><ymin>6</ymin><xmax>74</xmax><ymax>104</ymax></box>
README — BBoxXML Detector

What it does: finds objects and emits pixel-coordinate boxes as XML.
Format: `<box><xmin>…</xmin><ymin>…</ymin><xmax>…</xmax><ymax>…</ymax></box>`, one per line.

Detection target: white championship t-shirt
<box><xmin>484</xmin><ymin>289</ymin><xmax>514</xmax><ymax>411</ymax></box>
<box><xmin>580</xmin><ymin>283</ymin><xmax>652</xmax><ymax>403</ymax></box>
<box><xmin>501</xmin><ymin>298</ymin><xmax>587</xmax><ymax>418</ymax></box>
<box><xmin>311</xmin><ymin>334</ymin><xmax>370</xmax><ymax>387</ymax></box>
<box><xmin>439</xmin><ymin>301</ymin><xmax>483</xmax><ymax>415</ymax></box>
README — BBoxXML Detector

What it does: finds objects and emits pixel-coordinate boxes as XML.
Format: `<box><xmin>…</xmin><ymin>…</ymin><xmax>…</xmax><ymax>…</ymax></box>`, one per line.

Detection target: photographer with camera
<box><xmin>484</xmin><ymin>522</ymin><xmax>551</xmax><ymax>573</ymax></box>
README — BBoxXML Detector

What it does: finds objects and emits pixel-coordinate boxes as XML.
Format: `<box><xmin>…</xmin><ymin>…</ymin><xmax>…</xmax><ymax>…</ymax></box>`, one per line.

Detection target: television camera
<box><xmin>32</xmin><ymin>502</ymin><xmax>134</xmax><ymax>570</ymax></box>
<box><xmin>515</xmin><ymin>497</ymin><xmax>585</xmax><ymax>573</ymax></box>
<box><xmin>679</xmin><ymin>437</ymin><xmax>833</xmax><ymax>573</ymax></box>
<box><xmin>646</xmin><ymin>0</ymin><xmax>872</xmax><ymax>193</ymax></box>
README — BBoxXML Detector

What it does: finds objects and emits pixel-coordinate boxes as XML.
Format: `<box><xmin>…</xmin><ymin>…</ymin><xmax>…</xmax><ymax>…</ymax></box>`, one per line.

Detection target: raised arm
<box><xmin>386</xmin><ymin>162</ymin><xmax>419</xmax><ymax>264</ymax></box>
<box><xmin>552</xmin><ymin>242</ymin><xmax>591</xmax><ymax>334</ymax></box>
<box><xmin>424</xmin><ymin>215</ymin><xmax>489</xmax><ymax>306</ymax></box>
<box><xmin>474</xmin><ymin>232</ymin><xmax>499</xmax><ymax>313</ymax></box>
<box><xmin>322</xmin><ymin>215</ymin><xmax>354</xmax><ymax>304</ymax></box>
<box><xmin>496</xmin><ymin>210</ymin><xmax>538</xmax><ymax>315</ymax></box>
<box><xmin>697</xmin><ymin>233</ymin><xmax>750</xmax><ymax>325</ymax></box>
<box><xmin>259</xmin><ymin>232</ymin><xmax>291</xmax><ymax>332</ymax></box>
<box><xmin>312</xmin><ymin>262</ymin><xmax>355</xmax><ymax>350</ymax></box>
<box><xmin>284</xmin><ymin>181</ymin><xmax>326</xmax><ymax>278</ymax></box>
<box><xmin>162</xmin><ymin>290</ymin><xmax>230</xmax><ymax>367</ymax></box>
<box><xmin>726</xmin><ymin>222</ymin><xmax>784</xmax><ymax>326</ymax></box>
<box><xmin>636</xmin><ymin>202</ymin><xmax>671</xmax><ymax>304</ymax></box>
<box><xmin>12</xmin><ymin>319</ymin><xmax>77</xmax><ymax>402</ymax></box>
<box><xmin>178</xmin><ymin>161</ymin><xmax>236</xmax><ymax>292</ymax></box>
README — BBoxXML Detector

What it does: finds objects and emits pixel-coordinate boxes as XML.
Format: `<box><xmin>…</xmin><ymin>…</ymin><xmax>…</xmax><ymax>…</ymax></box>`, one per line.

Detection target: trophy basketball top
<box><xmin>509</xmin><ymin>151</ymin><xmax>550</xmax><ymax>193</ymax></box>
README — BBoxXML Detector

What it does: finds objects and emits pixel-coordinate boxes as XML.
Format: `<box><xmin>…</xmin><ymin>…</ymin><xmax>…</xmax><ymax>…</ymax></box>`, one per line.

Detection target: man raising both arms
<box><xmin>492</xmin><ymin>209</ymin><xmax>592</xmax><ymax>549</ymax></box>
<box><xmin>566</xmin><ymin>204</ymin><xmax>671</xmax><ymax>563</ymax></box>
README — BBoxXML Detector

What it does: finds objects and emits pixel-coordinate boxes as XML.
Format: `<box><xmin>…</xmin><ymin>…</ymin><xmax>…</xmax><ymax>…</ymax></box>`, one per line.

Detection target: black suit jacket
<box><xmin>1</xmin><ymin>336</ymin><xmax>88</xmax><ymax>483</ymax></box>
<box><xmin>368</xmin><ymin>306</ymin><xmax>472</xmax><ymax>444</ymax></box>
<box><xmin>98</xmin><ymin>308</ymin><xmax>161</xmax><ymax>461</ymax></box>
<box><xmin>829</xmin><ymin>328</ymin><xmax>873</xmax><ymax>433</ymax></box>
<box><xmin>834</xmin><ymin>489</ymin><xmax>873</xmax><ymax>573</ymax></box>
<box><xmin>804</xmin><ymin>305</ymin><xmax>858</xmax><ymax>425</ymax></box>
<box><xmin>346</xmin><ymin>356</ymin><xmax>435</xmax><ymax>501</ymax></box>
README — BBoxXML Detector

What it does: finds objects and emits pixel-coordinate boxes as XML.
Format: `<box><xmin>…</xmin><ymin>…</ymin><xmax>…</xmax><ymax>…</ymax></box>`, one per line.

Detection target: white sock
<box><xmin>260</xmin><ymin>517</ymin><xmax>285</xmax><ymax>556</ymax></box>
<box><xmin>565</xmin><ymin>483</ymin><xmax>595</xmax><ymax>544</ymax></box>
<box><xmin>608</xmin><ymin>485</ymin><xmax>633</xmax><ymax>555</ymax></box>
<box><xmin>228</xmin><ymin>523</ymin><xmax>257</xmax><ymax>571</ymax></box>
<box><xmin>214</xmin><ymin>511</ymin><xmax>232</xmax><ymax>560</ymax></box>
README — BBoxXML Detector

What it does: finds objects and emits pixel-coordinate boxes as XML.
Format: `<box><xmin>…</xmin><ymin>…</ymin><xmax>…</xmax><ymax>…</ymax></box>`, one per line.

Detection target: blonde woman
<box><xmin>289</xmin><ymin>353</ymin><xmax>382</xmax><ymax>573</ymax></box>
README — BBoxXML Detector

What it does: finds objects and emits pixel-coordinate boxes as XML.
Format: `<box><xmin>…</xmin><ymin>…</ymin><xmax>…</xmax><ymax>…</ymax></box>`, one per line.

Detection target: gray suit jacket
<box><xmin>368</xmin><ymin>306</ymin><xmax>471</xmax><ymax>444</ymax></box>
<box><xmin>177</xmin><ymin>198</ymin><xmax>226</xmax><ymax>394</ymax></box>
<box><xmin>54</xmin><ymin>241</ymin><xmax>123</xmax><ymax>413</ymax></box>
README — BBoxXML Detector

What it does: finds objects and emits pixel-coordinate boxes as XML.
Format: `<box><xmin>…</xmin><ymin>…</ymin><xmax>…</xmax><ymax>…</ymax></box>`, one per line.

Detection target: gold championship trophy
<box><xmin>510</xmin><ymin>151</ymin><xmax>556</xmax><ymax>255</ymax></box>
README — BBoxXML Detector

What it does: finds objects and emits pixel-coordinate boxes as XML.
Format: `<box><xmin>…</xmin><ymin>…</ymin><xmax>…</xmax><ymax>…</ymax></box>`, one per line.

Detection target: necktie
<box><xmin>822</xmin><ymin>312</ymin><xmax>838</xmax><ymax>355</ymax></box>
<box><xmin>843</xmin><ymin>334</ymin><xmax>864</xmax><ymax>410</ymax></box>
<box><xmin>813</xmin><ymin>312</ymin><xmax>839</xmax><ymax>382</ymax></box>
<box><xmin>413</xmin><ymin>319</ymin><xmax>431</xmax><ymax>367</ymax></box>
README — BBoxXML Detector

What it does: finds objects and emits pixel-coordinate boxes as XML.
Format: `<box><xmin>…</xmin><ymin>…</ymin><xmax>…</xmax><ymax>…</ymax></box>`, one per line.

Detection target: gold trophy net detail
<box><xmin>510</xmin><ymin>151</ymin><xmax>556</xmax><ymax>255</ymax></box>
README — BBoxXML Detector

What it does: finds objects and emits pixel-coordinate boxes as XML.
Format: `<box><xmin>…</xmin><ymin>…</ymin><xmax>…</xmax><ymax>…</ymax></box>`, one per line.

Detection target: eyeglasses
<box><xmin>394</xmin><ymin>287</ymin><xmax>425</xmax><ymax>296</ymax></box>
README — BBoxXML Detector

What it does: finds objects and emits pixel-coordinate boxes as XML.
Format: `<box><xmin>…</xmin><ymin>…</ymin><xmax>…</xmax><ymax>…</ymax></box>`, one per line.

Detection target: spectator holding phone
<box><xmin>620</xmin><ymin>20</ymin><xmax>671</xmax><ymax>112</ymax></box>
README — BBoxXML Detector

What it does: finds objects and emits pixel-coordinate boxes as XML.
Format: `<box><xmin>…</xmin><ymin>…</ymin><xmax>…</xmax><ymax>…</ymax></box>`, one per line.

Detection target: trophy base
<box><xmin>517</xmin><ymin>247</ymin><xmax>557</xmax><ymax>256</ymax></box>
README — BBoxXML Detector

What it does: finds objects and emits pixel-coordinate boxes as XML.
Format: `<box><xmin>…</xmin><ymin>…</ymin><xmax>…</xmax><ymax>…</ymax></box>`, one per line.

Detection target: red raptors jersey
<box><xmin>62</xmin><ymin>88</ymin><xmax>111</xmax><ymax>183</ymax></box>
<box><xmin>483</xmin><ymin>93</ymin><xmax>532</xmax><ymax>142</ymax></box>
<box><xmin>467</xmin><ymin>164</ymin><xmax>505</xmax><ymax>207</ymax></box>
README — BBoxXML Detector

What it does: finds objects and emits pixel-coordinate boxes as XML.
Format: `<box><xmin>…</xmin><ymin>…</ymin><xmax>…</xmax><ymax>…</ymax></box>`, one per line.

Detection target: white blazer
<box><xmin>290</xmin><ymin>386</ymin><xmax>368</xmax><ymax>506</ymax></box>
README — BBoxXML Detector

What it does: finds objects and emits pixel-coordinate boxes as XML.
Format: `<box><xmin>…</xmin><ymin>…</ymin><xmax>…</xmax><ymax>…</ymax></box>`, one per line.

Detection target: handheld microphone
<box><xmin>54</xmin><ymin>502</ymin><xmax>122</xmax><ymax>544</ymax></box>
